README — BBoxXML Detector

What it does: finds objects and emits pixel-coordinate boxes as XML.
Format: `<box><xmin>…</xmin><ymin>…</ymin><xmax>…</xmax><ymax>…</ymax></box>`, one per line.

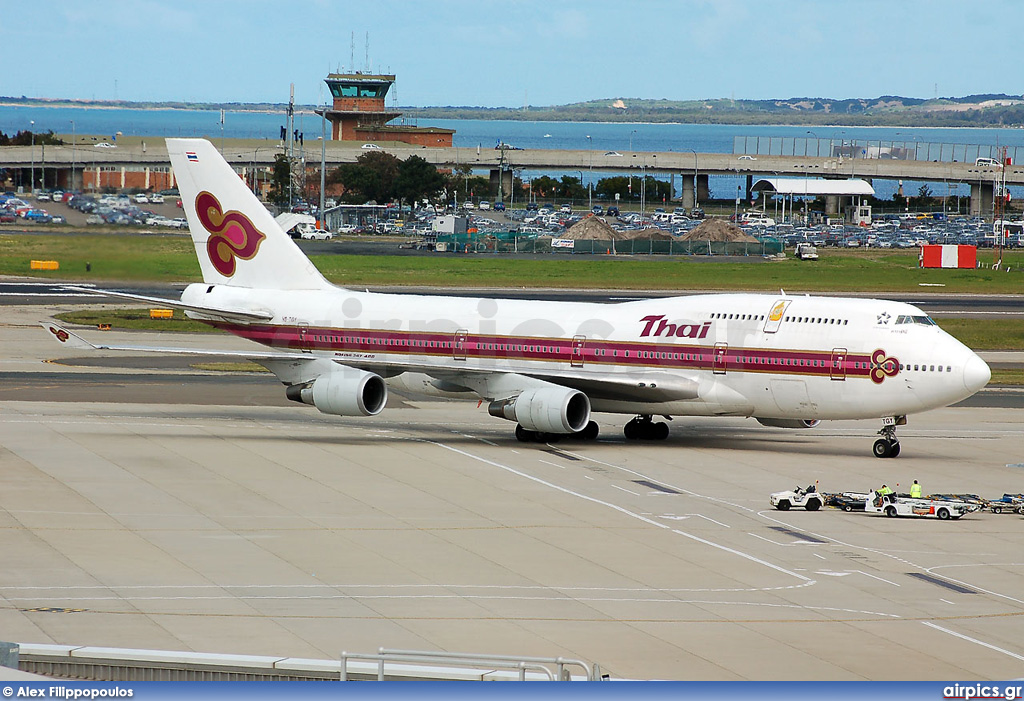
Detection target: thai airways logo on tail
<box><xmin>195</xmin><ymin>191</ymin><xmax>266</xmax><ymax>277</ymax></box>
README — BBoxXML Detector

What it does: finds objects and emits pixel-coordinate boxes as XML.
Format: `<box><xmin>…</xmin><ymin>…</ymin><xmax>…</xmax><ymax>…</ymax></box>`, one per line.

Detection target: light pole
<box><xmin>632</xmin><ymin>154</ymin><xmax>647</xmax><ymax>222</ymax></box>
<box><xmin>29</xmin><ymin>120</ymin><xmax>35</xmax><ymax>195</ymax></box>
<box><xmin>805</xmin><ymin>130</ymin><xmax>818</xmax><ymax>157</ymax></box>
<box><xmin>576</xmin><ymin>170</ymin><xmax>584</xmax><ymax>208</ymax></box>
<box><xmin>586</xmin><ymin>134</ymin><xmax>593</xmax><ymax>211</ymax></box>
<box><xmin>70</xmin><ymin>120</ymin><xmax>76</xmax><ymax>192</ymax></box>
<box><xmin>628</xmin><ymin>130</ymin><xmax>637</xmax><ymax>200</ymax></box>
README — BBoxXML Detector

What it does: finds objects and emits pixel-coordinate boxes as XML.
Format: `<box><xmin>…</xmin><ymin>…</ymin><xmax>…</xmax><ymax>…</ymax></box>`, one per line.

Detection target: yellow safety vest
<box><xmin>910</xmin><ymin>484</ymin><xmax>922</xmax><ymax>498</ymax></box>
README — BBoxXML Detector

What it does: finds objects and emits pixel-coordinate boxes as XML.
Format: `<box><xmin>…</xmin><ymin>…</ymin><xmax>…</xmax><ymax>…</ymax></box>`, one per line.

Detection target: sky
<box><xmin>4</xmin><ymin>0</ymin><xmax>1021</xmax><ymax>108</ymax></box>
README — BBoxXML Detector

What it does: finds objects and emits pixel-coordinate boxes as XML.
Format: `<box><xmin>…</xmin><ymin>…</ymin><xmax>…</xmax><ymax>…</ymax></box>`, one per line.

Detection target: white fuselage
<box><xmin>182</xmin><ymin>284</ymin><xmax>989</xmax><ymax>421</ymax></box>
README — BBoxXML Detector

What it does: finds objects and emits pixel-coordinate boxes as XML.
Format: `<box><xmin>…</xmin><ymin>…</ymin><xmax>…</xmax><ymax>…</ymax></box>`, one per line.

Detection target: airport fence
<box><xmin>435</xmin><ymin>235</ymin><xmax>783</xmax><ymax>257</ymax></box>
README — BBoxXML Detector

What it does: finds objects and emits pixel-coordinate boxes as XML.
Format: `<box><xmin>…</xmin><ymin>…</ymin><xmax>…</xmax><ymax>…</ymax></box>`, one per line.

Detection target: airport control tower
<box><xmin>319</xmin><ymin>72</ymin><xmax>454</xmax><ymax>147</ymax></box>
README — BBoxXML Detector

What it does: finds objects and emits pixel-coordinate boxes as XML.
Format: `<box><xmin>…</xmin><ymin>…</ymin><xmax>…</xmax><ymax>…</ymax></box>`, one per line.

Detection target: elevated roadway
<box><xmin>5</xmin><ymin>141</ymin><xmax>1021</xmax><ymax>184</ymax></box>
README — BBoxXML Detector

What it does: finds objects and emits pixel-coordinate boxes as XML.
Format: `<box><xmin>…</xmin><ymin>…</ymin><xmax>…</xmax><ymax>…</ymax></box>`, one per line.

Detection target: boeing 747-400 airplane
<box><xmin>44</xmin><ymin>138</ymin><xmax>990</xmax><ymax>457</ymax></box>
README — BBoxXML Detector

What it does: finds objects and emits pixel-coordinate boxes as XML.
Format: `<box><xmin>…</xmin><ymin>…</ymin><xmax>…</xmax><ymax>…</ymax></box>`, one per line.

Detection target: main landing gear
<box><xmin>515</xmin><ymin>421</ymin><xmax>600</xmax><ymax>443</ymax></box>
<box><xmin>872</xmin><ymin>416</ymin><xmax>904</xmax><ymax>458</ymax></box>
<box><xmin>623</xmin><ymin>415</ymin><xmax>670</xmax><ymax>441</ymax></box>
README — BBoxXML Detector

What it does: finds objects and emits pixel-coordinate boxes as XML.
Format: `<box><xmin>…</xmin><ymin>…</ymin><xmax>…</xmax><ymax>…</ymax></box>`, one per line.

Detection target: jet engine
<box><xmin>755</xmin><ymin>418</ymin><xmax>821</xmax><ymax>429</ymax></box>
<box><xmin>488</xmin><ymin>387</ymin><xmax>591</xmax><ymax>434</ymax></box>
<box><xmin>286</xmin><ymin>368</ymin><xmax>387</xmax><ymax>417</ymax></box>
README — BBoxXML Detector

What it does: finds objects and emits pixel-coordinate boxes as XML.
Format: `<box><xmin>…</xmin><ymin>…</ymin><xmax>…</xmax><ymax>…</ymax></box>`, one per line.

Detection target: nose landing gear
<box><xmin>872</xmin><ymin>416</ymin><xmax>905</xmax><ymax>458</ymax></box>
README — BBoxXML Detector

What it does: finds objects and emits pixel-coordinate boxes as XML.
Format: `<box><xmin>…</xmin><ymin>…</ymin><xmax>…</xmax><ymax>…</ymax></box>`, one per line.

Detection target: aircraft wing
<box><xmin>61</xmin><ymin>286</ymin><xmax>274</xmax><ymax>323</ymax></box>
<box><xmin>347</xmin><ymin>358</ymin><xmax>701</xmax><ymax>404</ymax></box>
<box><xmin>41</xmin><ymin>321</ymin><xmax>700</xmax><ymax>405</ymax></box>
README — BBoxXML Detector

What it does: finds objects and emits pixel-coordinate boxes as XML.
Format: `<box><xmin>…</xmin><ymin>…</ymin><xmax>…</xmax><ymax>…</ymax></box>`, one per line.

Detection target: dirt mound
<box><xmin>562</xmin><ymin>215</ymin><xmax>619</xmax><ymax>240</ymax></box>
<box><xmin>680</xmin><ymin>219</ymin><xmax>759</xmax><ymax>243</ymax></box>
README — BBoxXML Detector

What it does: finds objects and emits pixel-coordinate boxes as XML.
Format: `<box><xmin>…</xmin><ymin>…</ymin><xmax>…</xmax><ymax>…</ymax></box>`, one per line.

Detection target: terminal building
<box><xmin>317</xmin><ymin>73</ymin><xmax>454</xmax><ymax>147</ymax></box>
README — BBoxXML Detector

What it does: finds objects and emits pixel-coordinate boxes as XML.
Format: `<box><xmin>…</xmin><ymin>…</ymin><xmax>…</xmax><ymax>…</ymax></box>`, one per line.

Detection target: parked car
<box><xmin>361</xmin><ymin>143</ymin><xmax>381</xmax><ymax>150</ymax></box>
<box><xmin>148</xmin><ymin>193</ymin><xmax>165</xmax><ymax>204</ymax></box>
<box><xmin>591</xmin><ymin>205</ymin><xmax>603</xmax><ymax>215</ymax></box>
<box><xmin>606</xmin><ymin>206</ymin><xmax>619</xmax><ymax>217</ymax></box>
<box><xmin>478</xmin><ymin>201</ymin><xmax>491</xmax><ymax>210</ymax></box>
<box><xmin>493</xmin><ymin>202</ymin><xmax>506</xmax><ymax>211</ymax></box>
<box><xmin>133</xmin><ymin>193</ymin><xmax>149</xmax><ymax>204</ymax></box>
<box><xmin>300</xmin><ymin>229</ymin><xmax>334</xmax><ymax>240</ymax></box>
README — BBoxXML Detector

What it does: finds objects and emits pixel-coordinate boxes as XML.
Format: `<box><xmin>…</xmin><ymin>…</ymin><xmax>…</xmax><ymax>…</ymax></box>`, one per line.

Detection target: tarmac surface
<box><xmin>2</xmin><ymin>303</ymin><xmax>1024</xmax><ymax>680</ymax></box>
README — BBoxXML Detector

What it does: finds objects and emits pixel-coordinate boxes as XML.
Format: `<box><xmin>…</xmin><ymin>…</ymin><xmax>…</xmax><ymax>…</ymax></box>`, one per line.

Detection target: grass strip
<box><xmin>6</xmin><ymin>234</ymin><xmax>1024</xmax><ymax>293</ymax></box>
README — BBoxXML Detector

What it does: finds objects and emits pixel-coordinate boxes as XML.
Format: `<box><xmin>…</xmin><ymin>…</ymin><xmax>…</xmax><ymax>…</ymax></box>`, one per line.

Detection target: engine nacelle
<box><xmin>488</xmin><ymin>387</ymin><xmax>591</xmax><ymax>434</ymax></box>
<box><xmin>286</xmin><ymin>368</ymin><xmax>387</xmax><ymax>417</ymax></box>
<box><xmin>755</xmin><ymin>418</ymin><xmax>821</xmax><ymax>429</ymax></box>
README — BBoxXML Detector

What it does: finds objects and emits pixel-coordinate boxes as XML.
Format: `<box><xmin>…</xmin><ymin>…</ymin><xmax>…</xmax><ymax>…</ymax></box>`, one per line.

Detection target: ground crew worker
<box><xmin>879</xmin><ymin>484</ymin><xmax>893</xmax><ymax>496</ymax></box>
<box><xmin>910</xmin><ymin>480</ymin><xmax>922</xmax><ymax>498</ymax></box>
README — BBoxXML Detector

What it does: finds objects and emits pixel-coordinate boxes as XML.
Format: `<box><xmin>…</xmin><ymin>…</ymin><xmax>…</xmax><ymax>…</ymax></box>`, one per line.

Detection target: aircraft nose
<box><xmin>963</xmin><ymin>354</ymin><xmax>991</xmax><ymax>393</ymax></box>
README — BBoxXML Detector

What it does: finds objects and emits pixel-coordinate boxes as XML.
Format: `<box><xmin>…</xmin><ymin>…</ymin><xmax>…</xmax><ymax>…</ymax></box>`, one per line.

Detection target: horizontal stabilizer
<box><xmin>61</xmin><ymin>286</ymin><xmax>274</xmax><ymax>322</ymax></box>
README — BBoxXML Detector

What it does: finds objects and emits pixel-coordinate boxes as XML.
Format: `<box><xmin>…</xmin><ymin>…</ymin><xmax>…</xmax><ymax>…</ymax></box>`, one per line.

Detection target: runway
<box><xmin>3</xmin><ymin>305</ymin><xmax>1024</xmax><ymax>680</ymax></box>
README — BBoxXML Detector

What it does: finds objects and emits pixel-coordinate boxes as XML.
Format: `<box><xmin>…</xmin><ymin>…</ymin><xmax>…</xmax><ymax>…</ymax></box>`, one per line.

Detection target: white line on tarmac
<box><xmin>434</xmin><ymin>441</ymin><xmax>815</xmax><ymax>585</ymax></box>
<box><xmin>538</xmin><ymin>459</ymin><xmax>566</xmax><ymax>469</ymax></box>
<box><xmin>684</xmin><ymin>513</ymin><xmax>730</xmax><ymax>528</ymax></box>
<box><xmin>747</xmin><ymin>532</ymin><xmax>822</xmax><ymax>547</ymax></box>
<box><xmin>922</xmin><ymin>622</ymin><xmax>1024</xmax><ymax>662</ymax></box>
<box><xmin>854</xmin><ymin>570</ymin><xmax>901</xmax><ymax>587</ymax></box>
<box><xmin>939</xmin><ymin>599</ymin><xmax>955</xmax><ymax>605</ymax></box>
<box><xmin>610</xmin><ymin>484</ymin><xmax>640</xmax><ymax>496</ymax></box>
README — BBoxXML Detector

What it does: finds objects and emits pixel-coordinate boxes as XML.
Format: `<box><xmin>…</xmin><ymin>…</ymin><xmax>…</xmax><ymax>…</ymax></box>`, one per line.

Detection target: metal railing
<box><xmin>340</xmin><ymin>647</ymin><xmax>604</xmax><ymax>681</ymax></box>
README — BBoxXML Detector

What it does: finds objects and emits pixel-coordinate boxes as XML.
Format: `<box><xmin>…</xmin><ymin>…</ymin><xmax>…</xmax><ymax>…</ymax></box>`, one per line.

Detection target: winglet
<box><xmin>40</xmin><ymin>322</ymin><xmax>98</xmax><ymax>350</ymax></box>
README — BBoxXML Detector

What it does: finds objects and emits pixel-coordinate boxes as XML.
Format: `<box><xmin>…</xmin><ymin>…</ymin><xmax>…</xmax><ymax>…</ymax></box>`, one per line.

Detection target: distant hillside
<box><xmin>5</xmin><ymin>94</ymin><xmax>1024</xmax><ymax>127</ymax></box>
<box><xmin>403</xmin><ymin>94</ymin><xmax>1024</xmax><ymax>126</ymax></box>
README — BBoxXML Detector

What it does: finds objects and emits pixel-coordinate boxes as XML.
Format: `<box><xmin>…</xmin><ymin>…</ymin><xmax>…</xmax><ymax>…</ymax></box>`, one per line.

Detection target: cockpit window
<box><xmin>896</xmin><ymin>315</ymin><xmax>937</xmax><ymax>326</ymax></box>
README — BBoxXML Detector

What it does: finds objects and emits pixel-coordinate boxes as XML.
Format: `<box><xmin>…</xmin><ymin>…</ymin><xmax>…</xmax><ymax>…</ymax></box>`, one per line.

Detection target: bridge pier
<box><xmin>681</xmin><ymin>174</ymin><xmax>710</xmax><ymax>210</ymax></box>
<box><xmin>825</xmin><ymin>196</ymin><xmax>841</xmax><ymax>217</ymax></box>
<box><xmin>489</xmin><ymin>169</ymin><xmax>513</xmax><ymax>201</ymax></box>
<box><xmin>970</xmin><ymin>181</ymin><xmax>994</xmax><ymax>217</ymax></box>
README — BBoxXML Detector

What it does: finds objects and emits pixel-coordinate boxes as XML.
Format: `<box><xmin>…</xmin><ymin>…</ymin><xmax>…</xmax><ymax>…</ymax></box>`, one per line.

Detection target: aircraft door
<box><xmin>830</xmin><ymin>347</ymin><xmax>847</xmax><ymax>381</ymax></box>
<box><xmin>571</xmin><ymin>335</ymin><xmax>586</xmax><ymax>367</ymax></box>
<box><xmin>713</xmin><ymin>342</ymin><xmax>728</xmax><ymax>374</ymax></box>
<box><xmin>453</xmin><ymin>329</ymin><xmax>468</xmax><ymax>360</ymax></box>
<box><xmin>297</xmin><ymin>322</ymin><xmax>312</xmax><ymax>353</ymax></box>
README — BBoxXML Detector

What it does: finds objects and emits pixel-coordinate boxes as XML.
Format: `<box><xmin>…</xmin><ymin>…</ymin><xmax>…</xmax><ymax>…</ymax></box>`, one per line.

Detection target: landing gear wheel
<box><xmin>874</xmin><ymin>420</ymin><xmax>902</xmax><ymax>458</ymax></box>
<box><xmin>516</xmin><ymin>425</ymin><xmax>544</xmax><ymax>443</ymax></box>
<box><xmin>624</xmin><ymin>416</ymin><xmax>669</xmax><ymax>441</ymax></box>
<box><xmin>623</xmin><ymin>418</ymin><xmax>642</xmax><ymax>440</ymax></box>
<box><xmin>578</xmin><ymin>421</ymin><xmax>600</xmax><ymax>441</ymax></box>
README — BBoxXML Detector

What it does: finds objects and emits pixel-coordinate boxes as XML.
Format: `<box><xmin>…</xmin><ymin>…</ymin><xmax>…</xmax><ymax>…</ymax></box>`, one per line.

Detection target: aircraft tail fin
<box><xmin>167</xmin><ymin>138</ymin><xmax>331</xmax><ymax>291</ymax></box>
